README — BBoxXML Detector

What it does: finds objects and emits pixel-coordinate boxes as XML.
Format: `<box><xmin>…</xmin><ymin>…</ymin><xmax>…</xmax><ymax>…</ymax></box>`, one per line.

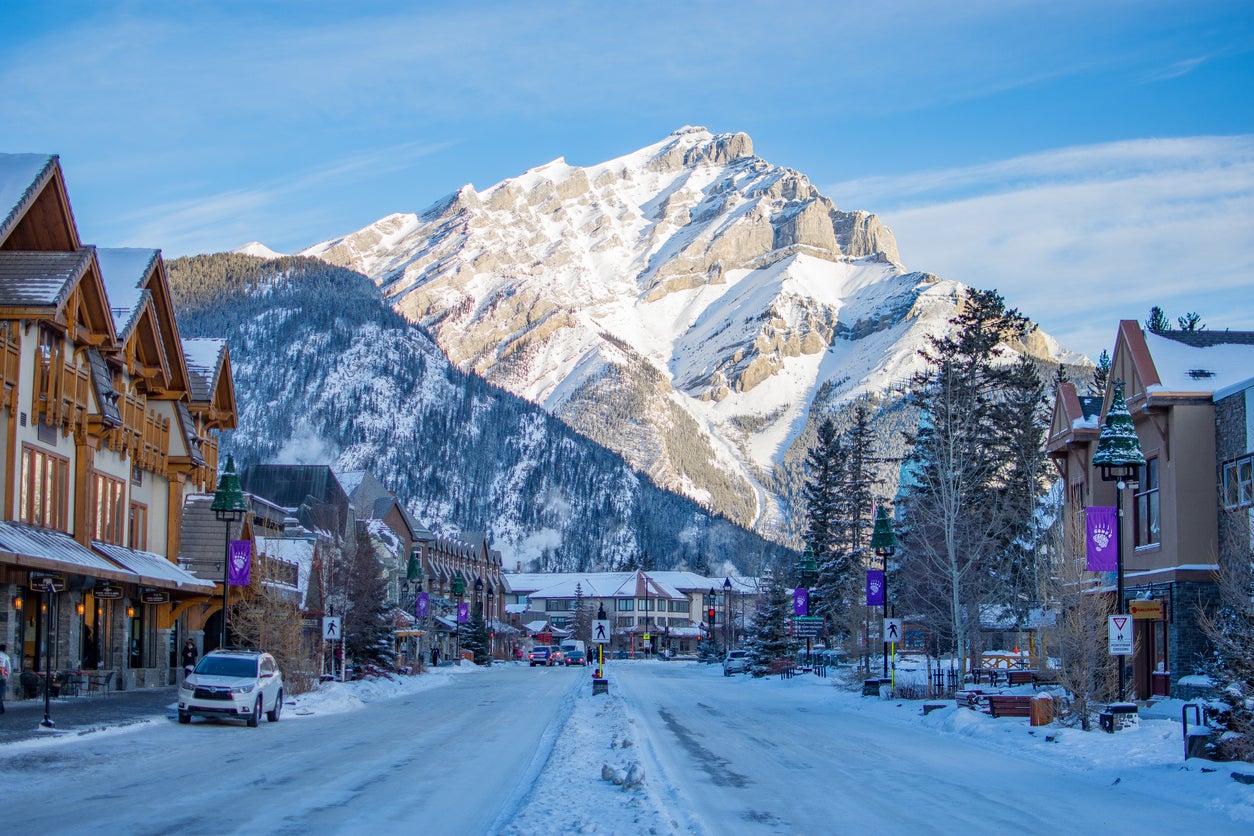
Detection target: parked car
<box><xmin>564</xmin><ymin>649</ymin><xmax>587</xmax><ymax>666</ymax></box>
<box><xmin>178</xmin><ymin>649</ymin><xmax>284</xmax><ymax>727</ymax></box>
<box><xmin>549</xmin><ymin>646</ymin><xmax>566</xmax><ymax>665</ymax></box>
<box><xmin>723</xmin><ymin>650</ymin><xmax>750</xmax><ymax>676</ymax></box>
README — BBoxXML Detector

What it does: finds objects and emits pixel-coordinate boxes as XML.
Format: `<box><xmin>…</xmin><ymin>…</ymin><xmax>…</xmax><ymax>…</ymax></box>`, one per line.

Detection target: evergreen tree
<box><xmin>1091</xmin><ymin>350</ymin><xmax>1111</xmax><ymax>397</ymax></box>
<box><xmin>697</xmin><ymin>632</ymin><xmax>722</xmax><ymax>662</ymax></box>
<box><xmin>990</xmin><ymin>353</ymin><xmax>1050</xmax><ymax>620</ymax></box>
<box><xmin>897</xmin><ymin>288</ymin><xmax>1034</xmax><ymax>673</ymax></box>
<box><xmin>1177</xmin><ymin>311</ymin><xmax>1205</xmax><ymax>331</ymax></box>
<box><xmin>803</xmin><ymin>418</ymin><xmax>843</xmax><ymax>617</ymax></box>
<box><xmin>1146</xmin><ymin>306</ymin><xmax>1172</xmax><ymax>333</ymax></box>
<box><xmin>342</xmin><ymin>526</ymin><xmax>395</xmax><ymax>668</ymax></box>
<box><xmin>460</xmin><ymin>611</ymin><xmax>490</xmax><ymax>665</ymax></box>
<box><xmin>572</xmin><ymin>583</ymin><xmax>593</xmax><ymax>646</ymax></box>
<box><xmin>745</xmin><ymin>569</ymin><xmax>797</xmax><ymax>677</ymax></box>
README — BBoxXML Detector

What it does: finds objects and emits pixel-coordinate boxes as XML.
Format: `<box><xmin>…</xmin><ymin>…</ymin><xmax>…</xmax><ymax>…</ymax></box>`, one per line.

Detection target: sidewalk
<box><xmin>0</xmin><ymin>686</ymin><xmax>177</xmax><ymax>747</ymax></box>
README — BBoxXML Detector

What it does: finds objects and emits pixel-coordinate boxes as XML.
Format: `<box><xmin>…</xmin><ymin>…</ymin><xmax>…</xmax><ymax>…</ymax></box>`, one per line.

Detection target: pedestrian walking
<box><xmin>181</xmin><ymin>639</ymin><xmax>197</xmax><ymax>678</ymax></box>
<box><xmin>431</xmin><ymin>646</ymin><xmax>440</xmax><ymax>667</ymax></box>
<box><xmin>0</xmin><ymin>643</ymin><xmax>12</xmax><ymax>714</ymax></box>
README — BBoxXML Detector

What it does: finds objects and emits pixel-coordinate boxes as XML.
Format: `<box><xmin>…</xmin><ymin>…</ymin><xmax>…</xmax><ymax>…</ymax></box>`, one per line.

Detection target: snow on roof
<box><xmin>0</xmin><ymin>248</ymin><xmax>90</xmax><ymax>308</ymax></box>
<box><xmin>182</xmin><ymin>338</ymin><xmax>227</xmax><ymax>401</ymax></box>
<box><xmin>0</xmin><ymin>153</ymin><xmax>54</xmax><ymax>240</ymax></box>
<box><xmin>508</xmin><ymin>570</ymin><xmax>760</xmax><ymax>599</ymax></box>
<box><xmin>96</xmin><ymin>247</ymin><xmax>157</xmax><ymax>335</ymax></box>
<box><xmin>1145</xmin><ymin>331</ymin><xmax>1254</xmax><ymax>394</ymax></box>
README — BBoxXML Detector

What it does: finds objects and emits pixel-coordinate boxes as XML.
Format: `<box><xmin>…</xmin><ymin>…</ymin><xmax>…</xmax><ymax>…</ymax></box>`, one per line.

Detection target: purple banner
<box><xmin>866</xmin><ymin>570</ymin><xmax>885</xmax><ymax>607</ymax></box>
<box><xmin>793</xmin><ymin>587</ymin><xmax>809</xmax><ymax>616</ymax></box>
<box><xmin>227</xmin><ymin>539</ymin><xmax>251</xmax><ymax>586</ymax></box>
<box><xmin>1086</xmin><ymin>506</ymin><xmax>1118</xmax><ymax>571</ymax></box>
<box><xmin>415</xmin><ymin>593</ymin><xmax>430</xmax><ymax>619</ymax></box>
<box><xmin>457</xmin><ymin>602</ymin><xmax>469</xmax><ymax>623</ymax></box>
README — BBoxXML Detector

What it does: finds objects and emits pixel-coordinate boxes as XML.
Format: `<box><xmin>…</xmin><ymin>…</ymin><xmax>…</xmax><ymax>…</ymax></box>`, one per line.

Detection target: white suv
<box><xmin>178</xmin><ymin>649</ymin><xmax>284</xmax><ymax>727</ymax></box>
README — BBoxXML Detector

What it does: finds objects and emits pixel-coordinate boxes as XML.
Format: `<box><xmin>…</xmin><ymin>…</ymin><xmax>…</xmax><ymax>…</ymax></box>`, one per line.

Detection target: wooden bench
<box><xmin>1031</xmin><ymin>670</ymin><xmax>1061</xmax><ymax>687</ymax></box>
<box><xmin>987</xmin><ymin>695</ymin><xmax>1034</xmax><ymax>718</ymax></box>
<box><xmin>1006</xmin><ymin>670</ymin><xmax>1036</xmax><ymax>687</ymax></box>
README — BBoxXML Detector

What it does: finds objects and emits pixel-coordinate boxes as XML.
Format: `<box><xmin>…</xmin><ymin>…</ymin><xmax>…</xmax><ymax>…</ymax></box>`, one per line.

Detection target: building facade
<box><xmin>0</xmin><ymin>154</ymin><xmax>235</xmax><ymax>698</ymax></box>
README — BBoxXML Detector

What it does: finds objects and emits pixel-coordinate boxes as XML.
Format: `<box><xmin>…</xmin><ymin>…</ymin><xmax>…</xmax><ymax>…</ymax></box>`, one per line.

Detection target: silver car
<box><xmin>723</xmin><ymin>650</ymin><xmax>749</xmax><ymax>676</ymax></box>
<box><xmin>178</xmin><ymin>649</ymin><xmax>284</xmax><ymax>727</ymax></box>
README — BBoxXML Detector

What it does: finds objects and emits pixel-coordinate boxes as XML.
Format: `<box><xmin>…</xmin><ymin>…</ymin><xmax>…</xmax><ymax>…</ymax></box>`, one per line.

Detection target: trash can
<box><xmin>1029</xmin><ymin>694</ymin><xmax>1055</xmax><ymax>726</ymax></box>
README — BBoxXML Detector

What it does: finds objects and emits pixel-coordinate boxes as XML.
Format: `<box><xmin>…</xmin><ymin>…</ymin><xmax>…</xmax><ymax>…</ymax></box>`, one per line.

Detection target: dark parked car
<box><xmin>564</xmin><ymin>649</ymin><xmax>587</xmax><ymax>666</ymax></box>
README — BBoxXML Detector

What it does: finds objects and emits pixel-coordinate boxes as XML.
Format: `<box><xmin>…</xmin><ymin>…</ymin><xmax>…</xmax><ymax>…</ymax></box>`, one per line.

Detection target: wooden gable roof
<box><xmin>97</xmin><ymin>248</ymin><xmax>192</xmax><ymax>398</ymax></box>
<box><xmin>0</xmin><ymin>153</ymin><xmax>80</xmax><ymax>252</ymax></box>
<box><xmin>0</xmin><ymin>246</ymin><xmax>117</xmax><ymax>347</ymax></box>
<box><xmin>183</xmin><ymin>338</ymin><xmax>237</xmax><ymax>431</ymax></box>
<box><xmin>1108</xmin><ymin>319</ymin><xmax>1159</xmax><ymax>411</ymax></box>
<box><xmin>1045</xmin><ymin>381</ymin><xmax>1102</xmax><ymax>456</ymax></box>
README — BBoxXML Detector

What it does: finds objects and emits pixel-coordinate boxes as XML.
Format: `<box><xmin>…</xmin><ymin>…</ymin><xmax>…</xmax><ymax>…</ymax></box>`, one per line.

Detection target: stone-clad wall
<box><xmin>1215</xmin><ymin>387</ymin><xmax>1252</xmax><ymax>572</ymax></box>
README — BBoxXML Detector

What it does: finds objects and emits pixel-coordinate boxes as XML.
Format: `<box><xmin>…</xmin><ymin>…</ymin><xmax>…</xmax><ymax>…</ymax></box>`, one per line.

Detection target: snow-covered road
<box><xmin>2</xmin><ymin>661</ymin><xmax>1251</xmax><ymax>835</ymax></box>
<box><xmin>615</xmin><ymin>662</ymin><xmax>1252</xmax><ymax>834</ymax></box>
<box><xmin>0</xmin><ymin>664</ymin><xmax>581</xmax><ymax>834</ymax></box>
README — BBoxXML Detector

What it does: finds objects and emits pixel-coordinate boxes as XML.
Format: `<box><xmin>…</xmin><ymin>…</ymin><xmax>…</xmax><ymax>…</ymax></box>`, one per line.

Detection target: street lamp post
<box><xmin>486</xmin><ymin>585</ymin><xmax>495</xmax><ymax>665</ymax></box>
<box><xmin>407</xmin><ymin>554</ymin><xmax>423</xmax><ymax>671</ymax></box>
<box><xmin>723</xmin><ymin>577</ymin><xmax>733</xmax><ymax>650</ymax></box>
<box><xmin>870</xmin><ymin>505</ymin><xmax>898</xmax><ymax>678</ymax></box>
<box><xmin>210</xmin><ymin>455</ymin><xmax>248</xmax><ymax>650</ymax></box>
<box><xmin>1093</xmin><ymin>381</ymin><xmax>1145</xmax><ymax>703</ymax></box>
<box><xmin>797</xmin><ymin>551</ymin><xmax>818</xmax><ymax>664</ymax></box>
<box><xmin>452</xmin><ymin>572</ymin><xmax>466</xmax><ymax>665</ymax></box>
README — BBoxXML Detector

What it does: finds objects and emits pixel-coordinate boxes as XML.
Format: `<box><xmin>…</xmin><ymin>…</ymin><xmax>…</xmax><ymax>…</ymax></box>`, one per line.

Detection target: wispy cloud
<box><xmin>1141</xmin><ymin>56</ymin><xmax>1209</xmax><ymax>82</ymax></box>
<box><xmin>832</xmin><ymin>137</ymin><xmax>1254</xmax><ymax>358</ymax></box>
<box><xmin>112</xmin><ymin>141</ymin><xmax>452</xmax><ymax>255</ymax></box>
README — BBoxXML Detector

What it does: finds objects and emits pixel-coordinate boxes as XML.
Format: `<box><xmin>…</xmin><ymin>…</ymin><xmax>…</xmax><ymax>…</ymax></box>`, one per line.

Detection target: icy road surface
<box><xmin>2</xmin><ymin>661</ymin><xmax>1250</xmax><ymax>834</ymax></box>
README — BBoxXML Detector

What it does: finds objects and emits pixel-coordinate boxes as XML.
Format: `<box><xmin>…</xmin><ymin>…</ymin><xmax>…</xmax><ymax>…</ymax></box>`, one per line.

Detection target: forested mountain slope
<box><xmin>168</xmin><ymin>253</ymin><xmax>787</xmax><ymax>572</ymax></box>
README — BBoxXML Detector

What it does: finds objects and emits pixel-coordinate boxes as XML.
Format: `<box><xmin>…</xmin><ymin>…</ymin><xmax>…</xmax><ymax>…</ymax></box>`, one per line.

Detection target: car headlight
<box><xmin>230</xmin><ymin>683</ymin><xmax>257</xmax><ymax>694</ymax></box>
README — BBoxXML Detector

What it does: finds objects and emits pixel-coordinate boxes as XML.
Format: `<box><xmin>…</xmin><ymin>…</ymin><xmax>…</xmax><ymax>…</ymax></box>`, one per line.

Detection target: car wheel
<box><xmin>247</xmin><ymin>696</ymin><xmax>262</xmax><ymax>728</ymax></box>
<box><xmin>178</xmin><ymin>710</ymin><xmax>191</xmax><ymax>724</ymax></box>
<box><xmin>267</xmin><ymin>689</ymin><xmax>283</xmax><ymax>722</ymax></box>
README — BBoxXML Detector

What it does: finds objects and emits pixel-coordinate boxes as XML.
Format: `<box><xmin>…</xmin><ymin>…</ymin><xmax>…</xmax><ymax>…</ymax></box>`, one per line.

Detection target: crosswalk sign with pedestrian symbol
<box><xmin>323</xmin><ymin>617</ymin><xmax>341</xmax><ymax>641</ymax></box>
<box><xmin>883</xmin><ymin>618</ymin><xmax>903</xmax><ymax>643</ymax></box>
<box><xmin>592</xmin><ymin>620</ymin><xmax>611</xmax><ymax>644</ymax></box>
<box><xmin>1108</xmin><ymin>615</ymin><xmax>1133</xmax><ymax>655</ymax></box>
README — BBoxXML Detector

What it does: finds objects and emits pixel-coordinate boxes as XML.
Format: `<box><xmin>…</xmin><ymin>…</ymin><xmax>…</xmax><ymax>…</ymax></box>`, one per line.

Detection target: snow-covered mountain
<box><xmin>302</xmin><ymin>127</ymin><xmax>1087</xmax><ymax>534</ymax></box>
<box><xmin>235</xmin><ymin>241</ymin><xmax>285</xmax><ymax>259</ymax></box>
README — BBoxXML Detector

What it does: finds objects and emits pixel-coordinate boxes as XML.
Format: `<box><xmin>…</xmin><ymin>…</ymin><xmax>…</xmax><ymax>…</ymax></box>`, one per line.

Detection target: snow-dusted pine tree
<box><xmin>745</xmin><ymin>569</ymin><xmax>797</xmax><ymax>677</ymax></box>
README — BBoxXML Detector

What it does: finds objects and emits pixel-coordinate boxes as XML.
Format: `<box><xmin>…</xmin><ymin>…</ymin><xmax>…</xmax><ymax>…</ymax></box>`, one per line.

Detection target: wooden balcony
<box><xmin>34</xmin><ymin>352</ymin><xmax>91</xmax><ymax>433</ymax></box>
<box><xmin>108</xmin><ymin>390</ymin><xmax>169</xmax><ymax>475</ymax></box>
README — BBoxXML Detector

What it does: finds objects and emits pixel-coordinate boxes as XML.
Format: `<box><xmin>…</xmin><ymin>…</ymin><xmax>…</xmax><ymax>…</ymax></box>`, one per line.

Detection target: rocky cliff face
<box><xmin>303</xmin><ymin>127</ymin><xmax>1078</xmax><ymax>536</ymax></box>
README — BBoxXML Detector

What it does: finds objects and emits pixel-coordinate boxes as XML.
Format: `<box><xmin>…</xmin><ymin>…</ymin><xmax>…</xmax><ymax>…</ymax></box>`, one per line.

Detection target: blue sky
<box><xmin>2</xmin><ymin>0</ymin><xmax>1251</xmax><ymax>359</ymax></box>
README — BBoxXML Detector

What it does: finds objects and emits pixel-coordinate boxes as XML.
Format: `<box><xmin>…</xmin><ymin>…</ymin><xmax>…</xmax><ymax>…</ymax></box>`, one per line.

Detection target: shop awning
<box><xmin>93</xmin><ymin>542</ymin><xmax>216</xmax><ymax>594</ymax></box>
<box><xmin>0</xmin><ymin>521</ymin><xmax>138</xmax><ymax>585</ymax></box>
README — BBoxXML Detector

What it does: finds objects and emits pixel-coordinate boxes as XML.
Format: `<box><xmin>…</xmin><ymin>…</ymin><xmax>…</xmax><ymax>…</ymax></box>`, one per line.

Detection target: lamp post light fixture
<box><xmin>870</xmin><ymin>505</ymin><xmax>898</xmax><ymax>678</ymax></box>
<box><xmin>723</xmin><ymin>577</ymin><xmax>733</xmax><ymax>650</ymax></box>
<box><xmin>1093</xmin><ymin>380</ymin><xmax>1145</xmax><ymax>703</ymax></box>
<box><xmin>210</xmin><ymin>455</ymin><xmax>248</xmax><ymax>650</ymax></box>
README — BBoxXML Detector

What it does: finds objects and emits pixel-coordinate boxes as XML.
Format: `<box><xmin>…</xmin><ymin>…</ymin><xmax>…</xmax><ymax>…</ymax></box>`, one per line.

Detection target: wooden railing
<box><xmin>34</xmin><ymin>350</ymin><xmax>91</xmax><ymax>433</ymax></box>
<box><xmin>108</xmin><ymin>389</ymin><xmax>169</xmax><ymax>476</ymax></box>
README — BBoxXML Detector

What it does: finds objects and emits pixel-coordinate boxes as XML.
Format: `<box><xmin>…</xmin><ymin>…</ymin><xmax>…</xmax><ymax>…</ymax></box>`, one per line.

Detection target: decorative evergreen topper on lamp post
<box><xmin>870</xmin><ymin>505</ymin><xmax>897</xmax><ymax>678</ymax></box>
<box><xmin>1092</xmin><ymin>380</ymin><xmax>1145</xmax><ymax>702</ymax></box>
<box><xmin>210</xmin><ymin>455</ymin><xmax>248</xmax><ymax>650</ymax></box>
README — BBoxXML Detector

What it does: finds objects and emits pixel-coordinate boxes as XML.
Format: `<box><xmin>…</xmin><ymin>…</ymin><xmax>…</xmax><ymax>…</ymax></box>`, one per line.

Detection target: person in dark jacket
<box><xmin>181</xmin><ymin>639</ymin><xmax>197</xmax><ymax>677</ymax></box>
<box><xmin>430</xmin><ymin>646</ymin><xmax>440</xmax><ymax>667</ymax></box>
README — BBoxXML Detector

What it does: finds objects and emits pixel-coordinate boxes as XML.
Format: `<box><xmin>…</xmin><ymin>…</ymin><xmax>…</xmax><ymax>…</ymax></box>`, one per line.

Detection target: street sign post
<box><xmin>1108</xmin><ymin>615</ymin><xmax>1133</xmax><ymax>655</ymax></box>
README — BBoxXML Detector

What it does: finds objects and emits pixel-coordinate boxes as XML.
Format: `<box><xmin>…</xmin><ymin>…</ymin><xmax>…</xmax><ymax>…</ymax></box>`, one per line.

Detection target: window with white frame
<box><xmin>1222</xmin><ymin>455</ymin><xmax>1253</xmax><ymax>510</ymax></box>
<box><xmin>1135</xmin><ymin>457</ymin><xmax>1160</xmax><ymax>547</ymax></box>
<box><xmin>616</xmin><ymin>599</ymin><xmax>634</xmax><ymax>611</ymax></box>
